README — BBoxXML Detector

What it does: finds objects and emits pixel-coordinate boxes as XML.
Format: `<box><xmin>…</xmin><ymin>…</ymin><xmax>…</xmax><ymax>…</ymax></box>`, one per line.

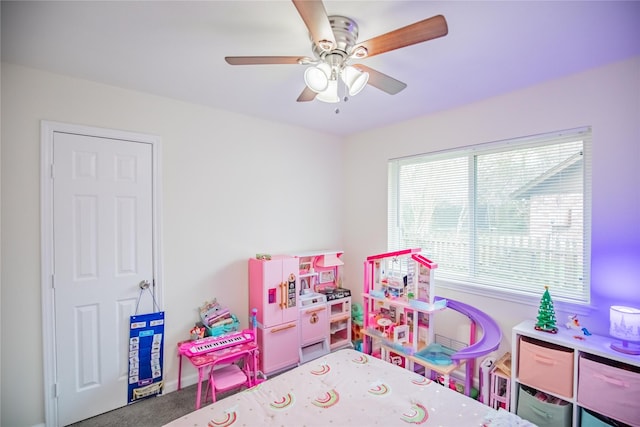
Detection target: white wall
<box><xmin>2</xmin><ymin>56</ymin><xmax>639</xmax><ymax>426</ymax></box>
<box><xmin>0</xmin><ymin>63</ymin><xmax>344</xmax><ymax>427</ymax></box>
<box><xmin>343</xmin><ymin>56</ymin><xmax>640</xmax><ymax>358</ymax></box>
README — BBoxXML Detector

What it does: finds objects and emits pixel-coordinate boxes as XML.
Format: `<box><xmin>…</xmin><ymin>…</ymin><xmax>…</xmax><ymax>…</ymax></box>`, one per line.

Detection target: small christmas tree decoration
<box><xmin>535</xmin><ymin>286</ymin><xmax>558</xmax><ymax>333</ymax></box>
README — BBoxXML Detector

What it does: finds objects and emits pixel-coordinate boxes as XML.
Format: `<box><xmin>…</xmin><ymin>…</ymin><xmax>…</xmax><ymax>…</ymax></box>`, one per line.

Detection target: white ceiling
<box><xmin>2</xmin><ymin>1</ymin><xmax>640</xmax><ymax>137</ymax></box>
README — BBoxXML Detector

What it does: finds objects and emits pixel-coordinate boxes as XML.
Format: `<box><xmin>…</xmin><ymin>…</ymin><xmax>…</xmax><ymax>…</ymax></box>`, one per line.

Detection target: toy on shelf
<box><xmin>190</xmin><ymin>325</ymin><xmax>206</xmax><ymax>340</ymax></box>
<box><xmin>565</xmin><ymin>314</ymin><xmax>580</xmax><ymax>330</ymax></box>
<box><xmin>200</xmin><ymin>299</ymin><xmax>229</xmax><ymax>326</ymax></box>
<box><xmin>534</xmin><ymin>286</ymin><xmax>558</xmax><ymax>333</ymax></box>
<box><xmin>564</xmin><ymin>314</ymin><xmax>592</xmax><ymax>337</ymax></box>
<box><xmin>199</xmin><ymin>299</ymin><xmax>240</xmax><ymax>337</ymax></box>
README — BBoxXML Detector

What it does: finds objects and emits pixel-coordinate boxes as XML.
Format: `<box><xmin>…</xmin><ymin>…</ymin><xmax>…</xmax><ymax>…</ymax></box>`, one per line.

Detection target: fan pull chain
<box><xmin>335</xmin><ymin>74</ymin><xmax>350</xmax><ymax>114</ymax></box>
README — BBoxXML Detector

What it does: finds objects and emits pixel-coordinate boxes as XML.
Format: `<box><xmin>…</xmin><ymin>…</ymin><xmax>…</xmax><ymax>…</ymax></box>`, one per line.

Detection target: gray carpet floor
<box><xmin>67</xmin><ymin>384</ymin><xmax>239</xmax><ymax>427</ymax></box>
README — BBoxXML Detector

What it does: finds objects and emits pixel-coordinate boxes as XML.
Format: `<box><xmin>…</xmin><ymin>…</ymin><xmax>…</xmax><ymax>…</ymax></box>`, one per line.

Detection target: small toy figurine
<box><xmin>351</xmin><ymin>302</ymin><xmax>364</xmax><ymax>326</ymax></box>
<box><xmin>190</xmin><ymin>325</ymin><xmax>205</xmax><ymax>340</ymax></box>
<box><xmin>565</xmin><ymin>314</ymin><xmax>581</xmax><ymax>330</ymax></box>
<box><xmin>565</xmin><ymin>314</ymin><xmax>591</xmax><ymax>337</ymax></box>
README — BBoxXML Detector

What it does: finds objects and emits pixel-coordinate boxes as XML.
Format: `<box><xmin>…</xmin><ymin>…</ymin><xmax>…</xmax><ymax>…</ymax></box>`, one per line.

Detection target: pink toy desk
<box><xmin>176</xmin><ymin>339</ymin><xmax>259</xmax><ymax>409</ymax></box>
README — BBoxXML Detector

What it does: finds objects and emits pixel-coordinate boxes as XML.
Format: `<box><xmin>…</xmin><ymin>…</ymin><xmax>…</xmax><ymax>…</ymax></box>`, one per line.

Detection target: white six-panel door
<box><xmin>42</xmin><ymin>123</ymin><xmax>161</xmax><ymax>426</ymax></box>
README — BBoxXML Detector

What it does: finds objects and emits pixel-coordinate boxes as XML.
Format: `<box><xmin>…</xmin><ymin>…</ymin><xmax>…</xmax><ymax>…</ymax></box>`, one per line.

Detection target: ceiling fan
<box><xmin>225</xmin><ymin>0</ymin><xmax>448</xmax><ymax>104</ymax></box>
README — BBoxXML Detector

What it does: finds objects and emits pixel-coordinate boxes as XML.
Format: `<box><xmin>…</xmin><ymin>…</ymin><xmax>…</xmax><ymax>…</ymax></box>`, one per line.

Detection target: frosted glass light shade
<box><xmin>341</xmin><ymin>65</ymin><xmax>369</xmax><ymax>96</ymax></box>
<box><xmin>610</xmin><ymin>305</ymin><xmax>640</xmax><ymax>355</ymax></box>
<box><xmin>315</xmin><ymin>80</ymin><xmax>339</xmax><ymax>103</ymax></box>
<box><xmin>304</xmin><ymin>63</ymin><xmax>331</xmax><ymax>93</ymax></box>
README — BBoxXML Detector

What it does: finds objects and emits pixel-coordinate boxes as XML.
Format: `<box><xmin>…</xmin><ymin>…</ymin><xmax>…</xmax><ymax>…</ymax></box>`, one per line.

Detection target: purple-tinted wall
<box><xmin>589</xmin><ymin>242</ymin><xmax>640</xmax><ymax>337</ymax></box>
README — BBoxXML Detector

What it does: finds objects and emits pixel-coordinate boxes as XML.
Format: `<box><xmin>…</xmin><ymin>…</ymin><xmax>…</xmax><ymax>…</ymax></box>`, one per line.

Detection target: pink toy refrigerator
<box><xmin>249</xmin><ymin>255</ymin><xmax>300</xmax><ymax>376</ymax></box>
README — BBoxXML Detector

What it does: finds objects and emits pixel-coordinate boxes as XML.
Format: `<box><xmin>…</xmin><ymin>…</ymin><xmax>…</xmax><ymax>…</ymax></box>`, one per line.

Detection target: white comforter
<box><xmin>165</xmin><ymin>348</ymin><xmax>528</xmax><ymax>427</ymax></box>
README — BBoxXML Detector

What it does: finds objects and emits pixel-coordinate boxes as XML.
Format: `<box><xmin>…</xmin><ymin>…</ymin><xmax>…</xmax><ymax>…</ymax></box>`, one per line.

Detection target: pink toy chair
<box><xmin>204</xmin><ymin>361</ymin><xmax>250</xmax><ymax>403</ymax></box>
<box><xmin>203</xmin><ymin>308</ymin><xmax>260</xmax><ymax>404</ymax></box>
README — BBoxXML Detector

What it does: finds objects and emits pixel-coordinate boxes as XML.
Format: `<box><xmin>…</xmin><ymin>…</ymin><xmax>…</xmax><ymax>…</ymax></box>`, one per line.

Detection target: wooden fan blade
<box><xmin>292</xmin><ymin>0</ymin><xmax>336</xmax><ymax>51</ymax></box>
<box><xmin>353</xmin><ymin>15</ymin><xmax>448</xmax><ymax>59</ymax></box>
<box><xmin>297</xmin><ymin>86</ymin><xmax>317</xmax><ymax>102</ymax></box>
<box><xmin>225</xmin><ymin>56</ymin><xmax>308</xmax><ymax>65</ymax></box>
<box><xmin>354</xmin><ymin>64</ymin><xmax>407</xmax><ymax>95</ymax></box>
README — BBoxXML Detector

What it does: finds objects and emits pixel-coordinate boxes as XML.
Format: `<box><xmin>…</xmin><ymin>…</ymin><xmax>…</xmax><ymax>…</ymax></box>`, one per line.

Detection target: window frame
<box><xmin>388</xmin><ymin>127</ymin><xmax>592</xmax><ymax>305</ymax></box>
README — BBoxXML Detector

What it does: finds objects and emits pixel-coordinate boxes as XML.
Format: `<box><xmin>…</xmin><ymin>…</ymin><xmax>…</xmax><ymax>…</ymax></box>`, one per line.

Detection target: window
<box><xmin>388</xmin><ymin>127</ymin><xmax>592</xmax><ymax>303</ymax></box>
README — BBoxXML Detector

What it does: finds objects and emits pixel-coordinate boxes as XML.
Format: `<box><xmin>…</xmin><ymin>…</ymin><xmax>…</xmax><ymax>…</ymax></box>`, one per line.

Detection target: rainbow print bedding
<box><xmin>165</xmin><ymin>348</ymin><xmax>519</xmax><ymax>427</ymax></box>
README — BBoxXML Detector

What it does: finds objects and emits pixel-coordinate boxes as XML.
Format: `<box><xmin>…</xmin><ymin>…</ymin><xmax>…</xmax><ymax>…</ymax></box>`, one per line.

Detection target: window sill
<box><xmin>436</xmin><ymin>278</ymin><xmax>595</xmax><ymax>316</ymax></box>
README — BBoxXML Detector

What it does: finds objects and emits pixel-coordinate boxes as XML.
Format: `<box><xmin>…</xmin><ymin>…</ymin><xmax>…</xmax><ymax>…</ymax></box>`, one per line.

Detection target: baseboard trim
<box><xmin>161</xmin><ymin>373</ymin><xmax>199</xmax><ymax>394</ymax></box>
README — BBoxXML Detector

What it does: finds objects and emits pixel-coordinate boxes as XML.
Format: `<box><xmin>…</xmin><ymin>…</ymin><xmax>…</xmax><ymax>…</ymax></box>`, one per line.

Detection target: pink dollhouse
<box><xmin>361</xmin><ymin>248</ymin><xmax>502</xmax><ymax>397</ymax></box>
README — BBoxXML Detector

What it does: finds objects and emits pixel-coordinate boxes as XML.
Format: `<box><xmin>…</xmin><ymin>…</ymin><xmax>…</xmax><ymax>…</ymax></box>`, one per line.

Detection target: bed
<box><xmin>165</xmin><ymin>348</ymin><xmax>532</xmax><ymax>426</ymax></box>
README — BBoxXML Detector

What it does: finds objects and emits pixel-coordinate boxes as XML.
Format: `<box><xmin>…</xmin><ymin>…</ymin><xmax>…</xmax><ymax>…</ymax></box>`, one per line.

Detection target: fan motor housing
<box><xmin>311</xmin><ymin>15</ymin><xmax>359</xmax><ymax>62</ymax></box>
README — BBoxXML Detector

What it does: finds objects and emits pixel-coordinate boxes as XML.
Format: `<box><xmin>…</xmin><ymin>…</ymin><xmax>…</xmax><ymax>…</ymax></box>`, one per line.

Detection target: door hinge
<box><xmin>54</xmin><ymin>382</ymin><xmax>59</xmax><ymax>398</ymax></box>
<box><xmin>51</xmin><ymin>274</ymin><xmax>55</xmax><ymax>289</ymax></box>
<box><xmin>50</xmin><ymin>163</ymin><xmax>55</xmax><ymax>179</ymax></box>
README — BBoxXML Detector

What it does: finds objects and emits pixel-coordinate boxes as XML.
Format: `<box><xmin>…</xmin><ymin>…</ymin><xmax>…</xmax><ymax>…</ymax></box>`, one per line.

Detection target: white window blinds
<box><xmin>388</xmin><ymin>127</ymin><xmax>592</xmax><ymax>303</ymax></box>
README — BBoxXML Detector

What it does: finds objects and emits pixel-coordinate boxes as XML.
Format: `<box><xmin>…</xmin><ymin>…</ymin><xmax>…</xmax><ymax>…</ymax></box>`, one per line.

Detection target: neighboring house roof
<box><xmin>511</xmin><ymin>151</ymin><xmax>583</xmax><ymax>199</ymax></box>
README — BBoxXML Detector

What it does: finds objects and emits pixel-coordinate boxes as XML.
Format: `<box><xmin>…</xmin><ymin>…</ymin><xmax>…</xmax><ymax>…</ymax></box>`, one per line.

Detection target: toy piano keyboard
<box><xmin>179</xmin><ymin>329</ymin><xmax>255</xmax><ymax>357</ymax></box>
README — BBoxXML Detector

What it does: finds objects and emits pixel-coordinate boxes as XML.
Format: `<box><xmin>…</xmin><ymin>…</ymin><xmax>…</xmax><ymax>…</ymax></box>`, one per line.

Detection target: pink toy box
<box><xmin>577</xmin><ymin>354</ymin><xmax>640</xmax><ymax>426</ymax></box>
<box><xmin>518</xmin><ymin>336</ymin><xmax>573</xmax><ymax>398</ymax></box>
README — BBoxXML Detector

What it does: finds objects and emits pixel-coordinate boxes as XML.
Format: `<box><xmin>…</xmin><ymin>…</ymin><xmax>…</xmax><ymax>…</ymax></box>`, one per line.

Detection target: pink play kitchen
<box><xmin>248</xmin><ymin>250</ymin><xmax>350</xmax><ymax>377</ymax></box>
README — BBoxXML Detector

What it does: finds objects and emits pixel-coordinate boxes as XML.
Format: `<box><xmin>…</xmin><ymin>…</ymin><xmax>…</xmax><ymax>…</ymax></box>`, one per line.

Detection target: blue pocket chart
<box><xmin>128</xmin><ymin>311</ymin><xmax>165</xmax><ymax>404</ymax></box>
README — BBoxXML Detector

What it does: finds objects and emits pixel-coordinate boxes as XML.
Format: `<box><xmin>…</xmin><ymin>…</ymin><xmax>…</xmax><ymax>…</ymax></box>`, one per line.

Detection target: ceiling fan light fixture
<box><xmin>341</xmin><ymin>65</ymin><xmax>369</xmax><ymax>96</ymax></box>
<box><xmin>315</xmin><ymin>79</ymin><xmax>340</xmax><ymax>103</ymax></box>
<box><xmin>226</xmin><ymin>6</ymin><xmax>448</xmax><ymax>104</ymax></box>
<box><xmin>304</xmin><ymin>63</ymin><xmax>331</xmax><ymax>93</ymax></box>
